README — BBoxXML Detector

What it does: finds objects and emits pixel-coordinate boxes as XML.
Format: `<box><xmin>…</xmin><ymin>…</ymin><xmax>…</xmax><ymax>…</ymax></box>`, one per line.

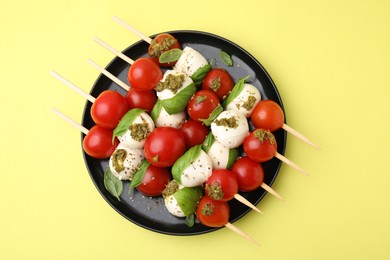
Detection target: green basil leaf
<box><xmin>159</xmin><ymin>48</ymin><xmax>183</xmax><ymax>63</ymax></box>
<box><xmin>104</xmin><ymin>167</ymin><xmax>123</xmax><ymax>201</ymax></box>
<box><xmin>150</xmin><ymin>99</ymin><xmax>163</xmax><ymax>122</ymax></box>
<box><xmin>227</xmin><ymin>148</ymin><xmax>239</xmax><ymax>169</ymax></box>
<box><xmin>129</xmin><ymin>160</ymin><xmax>150</xmax><ymax>188</ymax></box>
<box><xmin>174</xmin><ymin>186</ymin><xmax>203</xmax><ymax>216</ymax></box>
<box><xmin>161</xmin><ymin>83</ymin><xmax>196</xmax><ymax>115</ymax></box>
<box><xmin>172</xmin><ymin>145</ymin><xmax>202</xmax><ymax>184</ymax></box>
<box><xmin>201</xmin><ymin>132</ymin><xmax>215</xmax><ymax>153</ymax></box>
<box><xmin>219</xmin><ymin>50</ymin><xmax>233</xmax><ymax>67</ymax></box>
<box><xmin>185</xmin><ymin>214</ymin><xmax>195</xmax><ymax>227</ymax></box>
<box><xmin>199</xmin><ymin>104</ymin><xmax>223</xmax><ymax>126</ymax></box>
<box><xmin>222</xmin><ymin>75</ymin><xmax>250</xmax><ymax>108</ymax></box>
<box><xmin>112</xmin><ymin>108</ymin><xmax>144</xmax><ymax>142</ymax></box>
<box><xmin>191</xmin><ymin>64</ymin><xmax>211</xmax><ymax>85</ymax></box>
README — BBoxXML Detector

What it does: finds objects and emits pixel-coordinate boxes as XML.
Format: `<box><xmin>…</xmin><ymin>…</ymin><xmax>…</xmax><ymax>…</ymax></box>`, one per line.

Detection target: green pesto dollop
<box><xmin>209</xmin><ymin>77</ymin><xmax>221</xmax><ymax>92</ymax></box>
<box><xmin>155</xmin><ymin>74</ymin><xmax>185</xmax><ymax>94</ymax></box>
<box><xmin>112</xmin><ymin>149</ymin><xmax>127</xmax><ymax>173</ymax></box>
<box><xmin>242</xmin><ymin>95</ymin><xmax>257</xmax><ymax>111</ymax></box>
<box><xmin>162</xmin><ymin>180</ymin><xmax>180</xmax><ymax>198</ymax></box>
<box><xmin>129</xmin><ymin>122</ymin><xmax>149</xmax><ymax>142</ymax></box>
<box><xmin>149</xmin><ymin>37</ymin><xmax>177</xmax><ymax>58</ymax></box>
<box><xmin>205</xmin><ymin>182</ymin><xmax>224</xmax><ymax>200</ymax></box>
<box><xmin>214</xmin><ymin>116</ymin><xmax>238</xmax><ymax>128</ymax></box>
<box><xmin>254</xmin><ymin>129</ymin><xmax>275</xmax><ymax>144</ymax></box>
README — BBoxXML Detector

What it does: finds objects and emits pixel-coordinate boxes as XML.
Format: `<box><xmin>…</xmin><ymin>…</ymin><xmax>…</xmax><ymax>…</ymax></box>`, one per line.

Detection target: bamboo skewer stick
<box><xmin>282</xmin><ymin>123</ymin><xmax>319</xmax><ymax>149</ymax></box>
<box><xmin>261</xmin><ymin>183</ymin><xmax>284</xmax><ymax>201</ymax></box>
<box><xmin>93</xmin><ymin>36</ymin><xmax>134</xmax><ymax>65</ymax></box>
<box><xmin>275</xmin><ymin>152</ymin><xmax>309</xmax><ymax>176</ymax></box>
<box><xmin>52</xmin><ymin>108</ymin><xmax>89</xmax><ymax>135</ymax></box>
<box><xmin>224</xmin><ymin>222</ymin><xmax>261</xmax><ymax>246</ymax></box>
<box><xmin>87</xmin><ymin>59</ymin><xmax>130</xmax><ymax>92</ymax></box>
<box><xmin>112</xmin><ymin>16</ymin><xmax>152</xmax><ymax>44</ymax></box>
<box><xmin>233</xmin><ymin>194</ymin><xmax>263</xmax><ymax>214</ymax></box>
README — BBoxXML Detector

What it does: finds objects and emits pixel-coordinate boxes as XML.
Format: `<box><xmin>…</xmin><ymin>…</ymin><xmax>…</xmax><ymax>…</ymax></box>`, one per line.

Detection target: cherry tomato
<box><xmin>180</xmin><ymin>119</ymin><xmax>209</xmax><ymax>148</ymax></box>
<box><xmin>137</xmin><ymin>164</ymin><xmax>172</xmax><ymax>197</ymax></box>
<box><xmin>196</xmin><ymin>196</ymin><xmax>230</xmax><ymax>227</ymax></box>
<box><xmin>83</xmin><ymin>125</ymin><xmax>119</xmax><ymax>159</ymax></box>
<box><xmin>231</xmin><ymin>156</ymin><xmax>264</xmax><ymax>192</ymax></box>
<box><xmin>128</xmin><ymin>58</ymin><xmax>162</xmax><ymax>91</ymax></box>
<box><xmin>125</xmin><ymin>87</ymin><xmax>157</xmax><ymax>113</ymax></box>
<box><xmin>187</xmin><ymin>90</ymin><xmax>220</xmax><ymax>122</ymax></box>
<box><xmin>144</xmin><ymin>127</ymin><xmax>186</xmax><ymax>167</ymax></box>
<box><xmin>201</xmin><ymin>68</ymin><xmax>234</xmax><ymax>100</ymax></box>
<box><xmin>148</xmin><ymin>33</ymin><xmax>181</xmax><ymax>67</ymax></box>
<box><xmin>91</xmin><ymin>90</ymin><xmax>129</xmax><ymax>129</ymax></box>
<box><xmin>251</xmin><ymin>100</ymin><xmax>285</xmax><ymax>132</ymax></box>
<box><xmin>243</xmin><ymin>129</ymin><xmax>277</xmax><ymax>162</ymax></box>
<box><xmin>205</xmin><ymin>169</ymin><xmax>238</xmax><ymax>201</ymax></box>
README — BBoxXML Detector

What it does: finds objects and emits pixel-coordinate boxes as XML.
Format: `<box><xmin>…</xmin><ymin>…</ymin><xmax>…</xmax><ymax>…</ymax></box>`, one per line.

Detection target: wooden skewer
<box><xmin>233</xmin><ymin>194</ymin><xmax>263</xmax><ymax>214</ymax></box>
<box><xmin>261</xmin><ymin>183</ymin><xmax>284</xmax><ymax>201</ymax></box>
<box><xmin>93</xmin><ymin>36</ymin><xmax>134</xmax><ymax>65</ymax></box>
<box><xmin>224</xmin><ymin>222</ymin><xmax>261</xmax><ymax>246</ymax></box>
<box><xmin>282</xmin><ymin>123</ymin><xmax>320</xmax><ymax>149</ymax></box>
<box><xmin>52</xmin><ymin>107</ymin><xmax>89</xmax><ymax>135</ymax></box>
<box><xmin>87</xmin><ymin>59</ymin><xmax>130</xmax><ymax>92</ymax></box>
<box><xmin>51</xmin><ymin>71</ymin><xmax>96</xmax><ymax>103</ymax></box>
<box><xmin>112</xmin><ymin>16</ymin><xmax>152</xmax><ymax>44</ymax></box>
<box><xmin>275</xmin><ymin>152</ymin><xmax>309</xmax><ymax>176</ymax></box>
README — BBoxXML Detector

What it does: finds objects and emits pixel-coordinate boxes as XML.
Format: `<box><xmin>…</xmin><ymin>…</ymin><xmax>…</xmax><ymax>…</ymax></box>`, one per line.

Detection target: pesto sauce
<box><xmin>155</xmin><ymin>74</ymin><xmax>185</xmax><ymax>94</ymax></box>
<box><xmin>149</xmin><ymin>37</ymin><xmax>177</xmax><ymax>58</ymax></box>
<box><xmin>214</xmin><ymin>117</ymin><xmax>238</xmax><ymax>128</ymax></box>
<box><xmin>209</xmin><ymin>77</ymin><xmax>221</xmax><ymax>92</ymax></box>
<box><xmin>195</xmin><ymin>95</ymin><xmax>207</xmax><ymax>105</ymax></box>
<box><xmin>254</xmin><ymin>129</ymin><xmax>276</xmax><ymax>144</ymax></box>
<box><xmin>205</xmin><ymin>182</ymin><xmax>224</xmax><ymax>200</ymax></box>
<box><xmin>242</xmin><ymin>95</ymin><xmax>256</xmax><ymax>111</ymax></box>
<box><xmin>129</xmin><ymin>122</ymin><xmax>149</xmax><ymax>142</ymax></box>
<box><xmin>112</xmin><ymin>149</ymin><xmax>127</xmax><ymax>173</ymax></box>
<box><xmin>162</xmin><ymin>180</ymin><xmax>179</xmax><ymax>198</ymax></box>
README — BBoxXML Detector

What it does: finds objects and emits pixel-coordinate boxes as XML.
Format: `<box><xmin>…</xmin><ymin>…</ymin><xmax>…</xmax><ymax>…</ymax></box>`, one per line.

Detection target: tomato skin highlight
<box><xmin>144</xmin><ymin>127</ymin><xmax>186</xmax><ymax>167</ymax></box>
<box><xmin>91</xmin><ymin>90</ymin><xmax>129</xmax><ymax>129</ymax></box>
<box><xmin>136</xmin><ymin>165</ymin><xmax>172</xmax><ymax>197</ymax></box>
<box><xmin>231</xmin><ymin>156</ymin><xmax>264</xmax><ymax>192</ymax></box>
<box><xmin>251</xmin><ymin>100</ymin><xmax>285</xmax><ymax>132</ymax></box>
<box><xmin>83</xmin><ymin>125</ymin><xmax>119</xmax><ymax>159</ymax></box>
<box><xmin>180</xmin><ymin>119</ymin><xmax>209</xmax><ymax>148</ymax></box>
<box><xmin>196</xmin><ymin>196</ymin><xmax>230</xmax><ymax>227</ymax></box>
<box><xmin>243</xmin><ymin>129</ymin><xmax>277</xmax><ymax>163</ymax></box>
<box><xmin>187</xmin><ymin>90</ymin><xmax>220</xmax><ymax>122</ymax></box>
<box><xmin>128</xmin><ymin>58</ymin><xmax>163</xmax><ymax>91</ymax></box>
<box><xmin>125</xmin><ymin>88</ymin><xmax>157</xmax><ymax>113</ymax></box>
<box><xmin>201</xmin><ymin>68</ymin><xmax>234</xmax><ymax>101</ymax></box>
<box><xmin>148</xmin><ymin>33</ymin><xmax>181</xmax><ymax>67</ymax></box>
<box><xmin>205</xmin><ymin>169</ymin><xmax>238</xmax><ymax>201</ymax></box>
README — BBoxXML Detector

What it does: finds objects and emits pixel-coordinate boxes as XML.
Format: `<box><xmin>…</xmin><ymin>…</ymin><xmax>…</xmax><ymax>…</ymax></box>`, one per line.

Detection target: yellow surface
<box><xmin>1</xmin><ymin>0</ymin><xmax>389</xmax><ymax>259</ymax></box>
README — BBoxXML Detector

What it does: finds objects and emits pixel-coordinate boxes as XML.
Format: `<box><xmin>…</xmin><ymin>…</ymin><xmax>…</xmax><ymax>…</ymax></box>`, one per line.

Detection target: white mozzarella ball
<box><xmin>109</xmin><ymin>144</ymin><xmax>144</xmax><ymax>181</ymax></box>
<box><xmin>154</xmin><ymin>107</ymin><xmax>186</xmax><ymax>129</ymax></box>
<box><xmin>164</xmin><ymin>194</ymin><xmax>186</xmax><ymax>217</ymax></box>
<box><xmin>180</xmin><ymin>150</ymin><xmax>213</xmax><ymax>187</ymax></box>
<box><xmin>156</xmin><ymin>70</ymin><xmax>194</xmax><ymax>100</ymax></box>
<box><xmin>117</xmin><ymin>112</ymin><xmax>154</xmax><ymax>149</ymax></box>
<box><xmin>225</xmin><ymin>84</ymin><xmax>261</xmax><ymax>117</ymax></box>
<box><xmin>174</xmin><ymin>46</ymin><xmax>208</xmax><ymax>77</ymax></box>
<box><xmin>207</xmin><ymin>140</ymin><xmax>231</xmax><ymax>169</ymax></box>
<box><xmin>211</xmin><ymin>110</ymin><xmax>249</xmax><ymax>149</ymax></box>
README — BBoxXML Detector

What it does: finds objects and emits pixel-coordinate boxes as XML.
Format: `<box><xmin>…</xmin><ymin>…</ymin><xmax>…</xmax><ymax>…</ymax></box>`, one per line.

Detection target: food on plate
<box><xmin>148</xmin><ymin>33</ymin><xmax>181</xmax><ymax>67</ymax></box>
<box><xmin>196</xmin><ymin>195</ymin><xmax>230</xmax><ymax>227</ymax></box>
<box><xmin>125</xmin><ymin>88</ymin><xmax>157</xmax><ymax>113</ymax></box>
<box><xmin>231</xmin><ymin>156</ymin><xmax>264</xmax><ymax>192</ymax></box>
<box><xmin>243</xmin><ymin>128</ymin><xmax>277</xmax><ymax>163</ymax></box>
<box><xmin>127</xmin><ymin>57</ymin><xmax>163</xmax><ymax>91</ymax></box>
<box><xmin>151</xmin><ymin>102</ymin><xmax>186</xmax><ymax>128</ymax></box>
<box><xmin>172</xmin><ymin>145</ymin><xmax>213</xmax><ymax>187</ymax></box>
<box><xmin>187</xmin><ymin>90</ymin><xmax>223</xmax><ymax>126</ymax></box>
<box><xmin>201</xmin><ymin>68</ymin><xmax>234</xmax><ymax>101</ymax></box>
<box><xmin>180</xmin><ymin>119</ymin><xmax>210</xmax><ymax>148</ymax></box>
<box><xmin>112</xmin><ymin>108</ymin><xmax>155</xmax><ymax>149</ymax></box>
<box><xmin>109</xmin><ymin>144</ymin><xmax>144</xmax><ymax>180</ymax></box>
<box><xmin>210</xmin><ymin>109</ymin><xmax>249</xmax><ymax>149</ymax></box>
<box><xmin>251</xmin><ymin>99</ymin><xmax>284</xmax><ymax>132</ymax></box>
<box><xmin>204</xmin><ymin>169</ymin><xmax>239</xmax><ymax>201</ymax></box>
<box><xmin>83</xmin><ymin>125</ymin><xmax>119</xmax><ymax>159</ymax></box>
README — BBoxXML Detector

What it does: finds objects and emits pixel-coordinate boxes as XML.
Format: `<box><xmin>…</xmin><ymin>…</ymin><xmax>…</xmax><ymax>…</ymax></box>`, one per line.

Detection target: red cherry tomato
<box><xmin>83</xmin><ymin>125</ymin><xmax>119</xmax><ymax>159</ymax></box>
<box><xmin>125</xmin><ymin>88</ymin><xmax>157</xmax><ymax>113</ymax></box>
<box><xmin>205</xmin><ymin>169</ymin><xmax>238</xmax><ymax>201</ymax></box>
<box><xmin>187</xmin><ymin>90</ymin><xmax>220</xmax><ymax>122</ymax></box>
<box><xmin>251</xmin><ymin>100</ymin><xmax>285</xmax><ymax>132</ymax></box>
<box><xmin>144</xmin><ymin>127</ymin><xmax>186</xmax><ymax>167</ymax></box>
<box><xmin>180</xmin><ymin>119</ymin><xmax>209</xmax><ymax>148</ymax></box>
<box><xmin>136</xmin><ymin>164</ymin><xmax>172</xmax><ymax>197</ymax></box>
<box><xmin>231</xmin><ymin>156</ymin><xmax>264</xmax><ymax>192</ymax></box>
<box><xmin>201</xmin><ymin>68</ymin><xmax>234</xmax><ymax>101</ymax></box>
<box><xmin>196</xmin><ymin>196</ymin><xmax>230</xmax><ymax>228</ymax></box>
<box><xmin>243</xmin><ymin>129</ymin><xmax>277</xmax><ymax>162</ymax></box>
<box><xmin>128</xmin><ymin>58</ymin><xmax>162</xmax><ymax>91</ymax></box>
<box><xmin>148</xmin><ymin>33</ymin><xmax>181</xmax><ymax>67</ymax></box>
<box><xmin>91</xmin><ymin>90</ymin><xmax>129</xmax><ymax>129</ymax></box>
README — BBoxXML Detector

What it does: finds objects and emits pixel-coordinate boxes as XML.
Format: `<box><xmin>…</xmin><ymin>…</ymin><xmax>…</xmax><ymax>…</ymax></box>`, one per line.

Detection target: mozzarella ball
<box><xmin>179</xmin><ymin>150</ymin><xmax>213</xmax><ymax>187</ymax></box>
<box><xmin>154</xmin><ymin>106</ymin><xmax>186</xmax><ymax>129</ymax></box>
<box><xmin>225</xmin><ymin>83</ymin><xmax>261</xmax><ymax>117</ymax></box>
<box><xmin>211</xmin><ymin>110</ymin><xmax>249</xmax><ymax>149</ymax></box>
<box><xmin>206</xmin><ymin>140</ymin><xmax>231</xmax><ymax>169</ymax></box>
<box><xmin>165</xmin><ymin>194</ymin><xmax>186</xmax><ymax>217</ymax></box>
<box><xmin>117</xmin><ymin>112</ymin><xmax>154</xmax><ymax>149</ymax></box>
<box><xmin>156</xmin><ymin>70</ymin><xmax>194</xmax><ymax>100</ymax></box>
<box><xmin>109</xmin><ymin>144</ymin><xmax>144</xmax><ymax>181</ymax></box>
<box><xmin>174</xmin><ymin>46</ymin><xmax>208</xmax><ymax>77</ymax></box>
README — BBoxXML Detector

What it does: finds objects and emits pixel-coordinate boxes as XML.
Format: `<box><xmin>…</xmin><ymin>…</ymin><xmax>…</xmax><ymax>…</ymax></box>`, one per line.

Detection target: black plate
<box><xmin>81</xmin><ymin>30</ymin><xmax>286</xmax><ymax>235</ymax></box>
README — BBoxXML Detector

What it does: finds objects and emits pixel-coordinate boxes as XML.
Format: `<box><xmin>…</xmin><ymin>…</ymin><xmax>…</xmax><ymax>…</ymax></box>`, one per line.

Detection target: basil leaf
<box><xmin>150</xmin><ymin>100</ymin><xmax>163</xmax><ymax>122</ymax></box>
<box><xmin>191</xmin><ymin>64</ymin><xmax>211</xmax><ymax>85</ymax></box>
<box><xmin>129</xmin><ymin>160</ymin><xmax>150</xmax><ymax>188</ymax></box>
<box><xmin>199</xmin><ymin>104</ymin><xmax>223</xmax><ymax>126</ymax></box>
<box><xmin>104</xmin><ymin>168</ymin><xmax>123</xmax><ymax>201</ymax></box>
<box><xmin>201</xmin><ymin>132</ymin><xmax>215</xmax><ymax>153</ymax></box>
<box><xmin>159</xmin><ymin>48</ymin><xmax>183</xmax><ymax>63</ymax></box>
<box><xmin>161</xmin><ymin>83</ymin><xmax>196</xmax><ymax>115</ymax></box>
<box><xmin>174</xmin><ymin>186</ymin><xmax>203</xmax><ymax>217</ymax></box>
<box><xmin>172</xmin><ymin>145</ymin><xmax>202</xmax><ymax>184</ymax></box>
<box><xmin>222</xmin><ymin>75</ymin><xmax>250</xmax><ymax>108</ymax></box>
<box><xmin>185</xmin><ymin>214</ymin><xmax>195</xmax><ymax>227</ymax></box>
<box><xmin>112</xmin><ymin>108</ymin><xmax>144</xmax><ymax>142</ymax></box>
<box><xmin>226</xmin><ymin>148</ymin><xmax>239</xmax><ymax>169</ymax></box>
<box><xmin>219</xmin><ymin>50</ymin><xmax>233</xmax><ymax>67</ymax></box>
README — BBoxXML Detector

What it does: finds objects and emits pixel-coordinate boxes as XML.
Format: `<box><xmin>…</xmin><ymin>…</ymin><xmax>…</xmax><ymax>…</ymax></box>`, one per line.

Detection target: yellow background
<box><xmin>1</xmin><ymin>0</ymin><xmax>389</xmax><ymax>259</ymax></box>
